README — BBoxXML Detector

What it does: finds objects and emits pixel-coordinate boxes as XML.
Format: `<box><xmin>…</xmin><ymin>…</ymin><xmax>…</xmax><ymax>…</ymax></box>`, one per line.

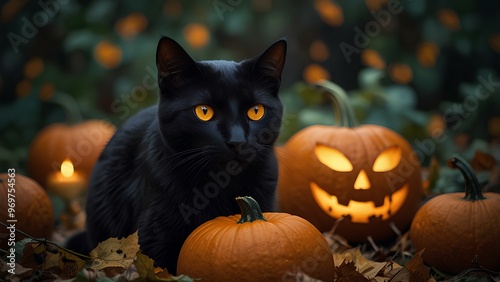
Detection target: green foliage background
<box><xmin>1</xmin><ymin>0</ymin><xmax>499</xmax><ymax>193</ymax></box>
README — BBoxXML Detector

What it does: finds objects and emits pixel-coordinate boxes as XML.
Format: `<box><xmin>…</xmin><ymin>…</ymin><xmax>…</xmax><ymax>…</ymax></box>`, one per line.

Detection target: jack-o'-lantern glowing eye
<box><xmin>314</xmin><ymin>144</ymin><xmax>353</xmax><ymax>172</ymax></box>
<box><xmin>194</xmin><ymin>105</ymin><xmax>214</xmax><ymax>121</ymax></box>
<box><xmin>372</xmin><ymin>146</ymin><xmax>402</xmax><ymax>172</ymax></box>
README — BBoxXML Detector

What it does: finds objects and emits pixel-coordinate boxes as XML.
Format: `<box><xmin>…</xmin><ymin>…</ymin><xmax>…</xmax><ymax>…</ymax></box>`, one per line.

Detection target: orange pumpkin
<box><xmin>277</xmin><ymin>81</ymin><xmax>423</xmax><ymax>242</ymax></box>
<box><xmin>27</xmin><ymin>120</ymin><xmax>115</xmax><ymax>187</ymax></box>
<box><xmin>410</xmin><ymin>155</ymin><xmax>500</xmax><ymax>274</ymax></box>
<box><xmin>177</xmin><ymin>196</ymin><xmax>335</xmax><ymax>281</ymax></box>
<box><xmin>0</xmin><ymin>173</ymin><xmax>54</xmax><ymax>249</ymax></box>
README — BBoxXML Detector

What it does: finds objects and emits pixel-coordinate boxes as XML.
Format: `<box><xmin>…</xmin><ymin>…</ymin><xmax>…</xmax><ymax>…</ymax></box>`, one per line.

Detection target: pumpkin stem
<box><xmin>236</xmin><ymin>196</ymin><xmax>267</xmax><ymax>223</ymax></box>
<box><xmin>448</xmin><ymin>155</ymin><xmax>485</xmax><ymax>201</ymax></box>
<box><xmin>313</xmin><ymin>80</ymin><xmax>359</xmax><ymax>127</ymax></box>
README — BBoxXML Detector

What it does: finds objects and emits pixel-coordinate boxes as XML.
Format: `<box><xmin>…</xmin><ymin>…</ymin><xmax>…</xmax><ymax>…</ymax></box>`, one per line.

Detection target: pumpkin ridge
<box><xmin>218</xmin><ymin>223</ymin><xmax>239</xmax><ymax>273</ymax></box>
<box><xmin>476</xmin><ymin>199</ymin><xmax>497</xmax><ymax>263</ymax></box>
<box><xmin>275</xmin><ymin>147</ymin><xmax>300</xmax><ymax>181</ymax></box>
<box><xmin>355</xmin><ymin>127</ymin><xmax>371</xmax><ymax>172</ymax></box>
<box><xmin>191</xmin><ymin>219</ymin><xmax>223</xmax><ymax>252</ymax></box>
<box><xmin>270</xmin><ymin>215</ymin><xmax>329</xmax><ymax>277</ymax></box>
<box><xmin>442</xmin><ymin>197</ymin><xmax>463</xmax><ymax>270</ymax></box>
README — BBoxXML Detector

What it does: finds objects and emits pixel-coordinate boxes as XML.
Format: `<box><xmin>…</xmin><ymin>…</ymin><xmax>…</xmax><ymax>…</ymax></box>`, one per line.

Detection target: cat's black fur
<box><xmin>85</xmin><ymin>37</ymin><xmax>287</xmax><ymax>273</ymax></box>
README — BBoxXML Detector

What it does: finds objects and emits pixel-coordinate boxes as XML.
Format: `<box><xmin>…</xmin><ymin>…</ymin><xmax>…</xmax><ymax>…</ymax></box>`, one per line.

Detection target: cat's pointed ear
<box><xmin>156</xmin><ymin>37</ymin><xmax>200</xmax><ymax>87</ymax></box>
<box><xmin>254</xmin><ymin>39</ymin><xmax>287</xmax><ymax>79</ymax></box>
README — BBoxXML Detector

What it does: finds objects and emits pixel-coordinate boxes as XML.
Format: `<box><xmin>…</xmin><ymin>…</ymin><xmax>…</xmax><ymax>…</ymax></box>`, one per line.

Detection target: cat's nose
<box><xmin>226</xmin><ymin>141</ymin><xmax>246</xmax><ymax>153</ymax></box>
<box><xmin>226</xmin><ymin>125</ymin><xmax>246</xmax><ymax>153</ymax></box>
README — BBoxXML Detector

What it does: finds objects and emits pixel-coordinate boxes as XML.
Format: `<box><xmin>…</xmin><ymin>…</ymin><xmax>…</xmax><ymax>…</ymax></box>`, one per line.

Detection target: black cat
<box><xmin>85</xmin><ymin>36</ymin><xmax>287</xmax><ymax>273</ymax></box>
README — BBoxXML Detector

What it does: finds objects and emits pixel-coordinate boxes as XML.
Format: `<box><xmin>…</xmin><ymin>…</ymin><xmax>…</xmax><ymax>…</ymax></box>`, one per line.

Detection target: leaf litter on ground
<box><xmin>2</xmin><ymin>216</ymin><xmax>499</xmax><ymax>281</ymax></box>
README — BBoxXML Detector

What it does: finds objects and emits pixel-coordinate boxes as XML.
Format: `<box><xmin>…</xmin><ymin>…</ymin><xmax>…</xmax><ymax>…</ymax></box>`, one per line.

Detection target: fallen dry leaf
<box><xmin>0</xmin><ymin>259</ymin><xmax>34</xmax><ymax>280</ymax></box>
<box><xmin>46</xmin><ymin>251</ymin><xmax>85</xmax><ymax>279</ymax></box>
<box><xmin>323</xmin><ymin>217</ymin><xmax>353</xmax><ymax>254</ymax></box>
<box><xmin>333</xmin><ymin>247</ymin><xmax>386</xmax><ymax>279</ymax></box>
<box><xmin>372</xmin><ymin>260</ymin><xmax>404</xmax><ymax>282</ymax></box>
<box><xmin>405</xmin><ymin>249</ymin><xmax>431</xmax><ymax>281</ymax></box>
<box><xmin>18</xmin><ymin>242</ymin><xmax>45</xmax><ymax>270</ymax></box>
<box><xmin>134</xmin><ymin>252</ymin><xmax>174</xmax><ymax>281</ymax></box>
<box><xmin>133</xmin><ymin>254</ymin><xmax>197</xmax><ymax>282</ymax></box>
<box><xmin>16</xmin><ymin>240</ymin><xmax>86</xmax><ymax>280</ymax></box>
<box><xmin>44</xmin><ymin>251</ymin><xmax>64</xmax><ymax>270</ymax></box>
<box><xmin>387</xmin><ymin>249</ymin><xmax>433</xmax><ymax>282</ymax></box>
<box><xmin>335</xmin><ymin>260</ymin><xmax>370</xmax><ymax>282</ymax></box>
<box><xmin>90</xmin><ymin>230</ymin><xmax>141</xmax><ymax>271</ymax></box>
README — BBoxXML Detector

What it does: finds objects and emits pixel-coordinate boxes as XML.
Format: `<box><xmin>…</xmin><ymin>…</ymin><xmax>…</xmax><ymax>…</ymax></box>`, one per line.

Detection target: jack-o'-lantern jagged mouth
<box><xmin>310</xmin><ymin>182</ymin><xmax>409</xmax><ymax>223</ymax></box>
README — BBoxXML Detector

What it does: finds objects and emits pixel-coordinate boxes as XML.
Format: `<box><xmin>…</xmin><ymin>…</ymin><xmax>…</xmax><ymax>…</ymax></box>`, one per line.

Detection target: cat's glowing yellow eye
<box><xmin>194</xmin><ymin>105</ymin><xmax>214</xmax><ymax>121</ymax></box>
<box><xmin>247</xmin><ymin>104</ymin><xmax>265</xmax><ymax>121</ymax></box>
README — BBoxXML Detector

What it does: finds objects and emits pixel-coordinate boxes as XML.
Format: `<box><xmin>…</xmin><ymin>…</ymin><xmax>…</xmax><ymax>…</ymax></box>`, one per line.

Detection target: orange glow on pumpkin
<box><xmin>314</xmin><ymin>145</ymin><xmax>353</xmax><ymax>172</ymax></box>
<box><xmin>310</xmin><ymin>182</ymin><xmax>409</xmax><ymax>223</ymax></box>
<box><xmin>372</xmin><ymin>146</ymin><xmax>401</xmax><ymax>172</ymax></box>
<box><xmin>312</xmin><ymin>144</ymin><xmax>405</xmax><ymax>223</ymax></box>
<box><xmin>353</xmin><ymin>170</ymin><xmax>370</xmax><ymax>190</ymax></box>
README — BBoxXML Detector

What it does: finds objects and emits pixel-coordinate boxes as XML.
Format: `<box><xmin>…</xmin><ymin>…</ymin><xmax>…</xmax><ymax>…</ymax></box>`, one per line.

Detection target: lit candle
<box><xmin>46</xmin><ymin>159</ymin><xmax>87</xmax><ymax>200</ymax></box>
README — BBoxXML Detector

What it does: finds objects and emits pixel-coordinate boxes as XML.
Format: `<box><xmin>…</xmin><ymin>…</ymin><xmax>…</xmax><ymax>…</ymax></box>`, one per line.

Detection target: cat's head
<box><xmin>155</xmin><ymin>36</ymin><xmax>286</xmax><ymax>169</ymax></box>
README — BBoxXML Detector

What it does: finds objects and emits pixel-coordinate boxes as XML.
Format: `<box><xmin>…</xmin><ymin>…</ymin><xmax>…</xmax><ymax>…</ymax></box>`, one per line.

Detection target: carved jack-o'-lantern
<box><xmin>277</xmin><ymin>81</ymin><xmax>423</xmax><ymax>242</ymax></box>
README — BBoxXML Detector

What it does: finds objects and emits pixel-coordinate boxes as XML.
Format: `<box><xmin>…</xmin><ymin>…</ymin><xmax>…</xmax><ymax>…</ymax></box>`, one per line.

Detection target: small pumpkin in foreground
<box><xmin>27</xmin><ymin>120</ymin><xmax>116</xmax><ymax>187</ymax></box>
<box><xmin>0</xmin><ymin>174</ymin><xmax>54</xmax><ymax>249</ymax></box>
<box><xmin>410</xmin><ymin>155</ymin><xmax>500</xmax><ymax>275</ymax></box>
<box><xmin>277</xmin><ymin>81</ymin><xmax>422</xmax><ymax>242</ymax></box>
<box><xmin>177</xmin><ymin>196</ymin><xmax>334</xmax><ymax>281</ymax></box>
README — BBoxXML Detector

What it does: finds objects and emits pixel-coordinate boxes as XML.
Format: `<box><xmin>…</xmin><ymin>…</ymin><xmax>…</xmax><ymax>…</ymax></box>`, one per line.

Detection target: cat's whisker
<box><xmin>178</xmin><ymin>154</ymin><xmax>214</xmax><ymax>184</ymax></box>
<box><xmin>185</xmin><ymin>153</ymin><xmax>213</xmax><ymax>173</ymax></box>
<box><xmin>170</xmin><ymin>147</ymin><xmax>217</xmax><ymax>171</ymax></box>
<box><xmin>191</xmin><ymin>157</ymin><xmax>216</xmax><ymax>188</ymax></box>
<box><xmin>172</xmin><ymin>145</ymin><xmax>219</xmax><ymax>157</ymax></box>
<box><xmin>164</xmin><ymin>146</ymin><xmax>218</xmax><ymax>170</ymax></box>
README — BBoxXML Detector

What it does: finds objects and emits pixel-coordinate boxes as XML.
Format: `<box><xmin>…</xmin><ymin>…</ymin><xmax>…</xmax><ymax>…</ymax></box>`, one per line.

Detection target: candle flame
<box><xmin>61</xmin><ymin>160</ymin><xmax>74</xmax><ymax>177</ymax></box>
